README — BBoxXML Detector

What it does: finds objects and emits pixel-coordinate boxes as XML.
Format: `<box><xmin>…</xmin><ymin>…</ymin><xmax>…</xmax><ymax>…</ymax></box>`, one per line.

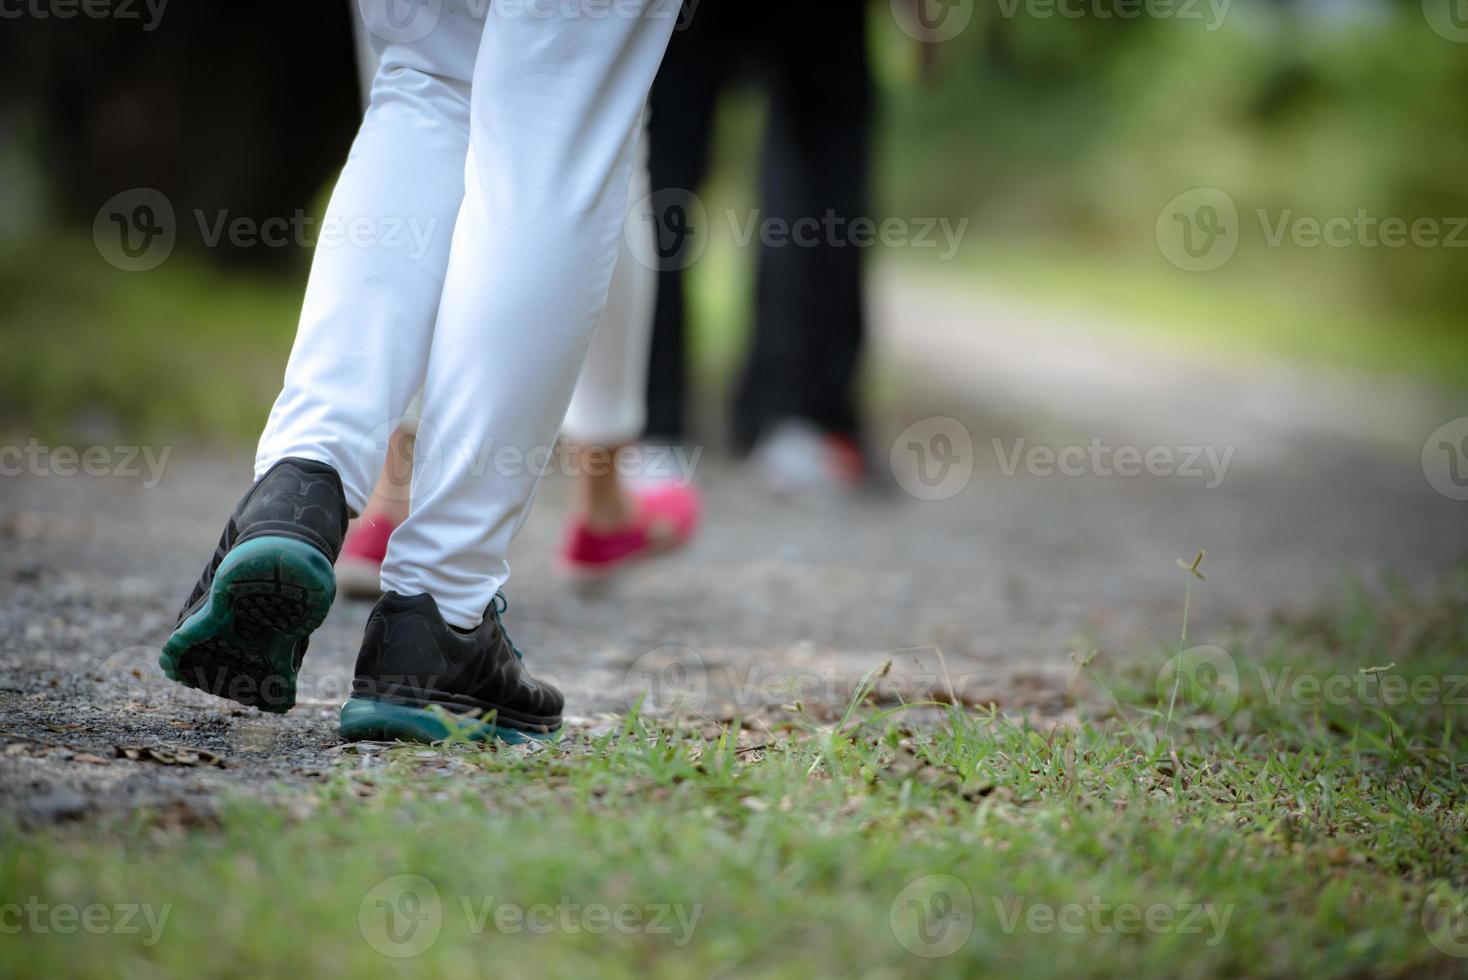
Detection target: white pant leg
<box><xmin>252</xmin><ymin>1</ymin><xmax>480</xmax><ymax>513</ymax></box>
<box><xmin>561</xmin><ymin>131</ymin><xmax>657</xmax><ymax>447</ymax></box>
<box><xmin>382</xmin><ymin>3</ymin><xmax>677</xmax><ymax>628</ymax></box>
<box><xmin>337</xmin><ymin>0</ymin><xmax>655</xmax><ymax>459</ymax></box>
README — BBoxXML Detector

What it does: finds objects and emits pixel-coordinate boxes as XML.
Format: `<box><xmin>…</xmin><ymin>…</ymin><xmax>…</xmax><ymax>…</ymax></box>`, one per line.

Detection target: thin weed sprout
<box><xmin>1165</xmin><ymin>550</ymin><xmax>1207</xmax><ymax>731</ymax></box>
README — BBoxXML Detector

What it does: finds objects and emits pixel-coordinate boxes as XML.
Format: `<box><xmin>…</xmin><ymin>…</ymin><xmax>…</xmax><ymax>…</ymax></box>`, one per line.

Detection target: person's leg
<box><xmin>339</xmin><ymin>142</ymin><xmax>672</xmax><ymax>595</ymax></box>
<box><xmin>162</xmin><ymin>2</ymin><xmax>481</xmax><ymax>711</ymax></box>
<box><xmin>559</xmin><ymin>138</ymin><xmax>702</xmax><ymax>580</ymax></box>
<box><xmin>347</xmin><ymin>0</ymin><xmax>376</xmax><ymax>110</ymax></box>
<box><xmin>563</xmin><ymin>135</ymin><xmax>658</xmax><ymax>533</ymax></box>
<box><xmin>253</xmin><ymin>3</ymin><xmax>480</xmax><ymax>513</ymax></box>
<box><xmin>336</xmin><ymin>422</ymin><xmax>413</xmax><ymax>598</ymax></box>
<box><xmin>342</xmin><ymin>126</ymin><xmax>694</xmax><ymax>590</ymax></box>
<box><xmin>361</xmin><ymin>425</ymin><xmax>415</xmax><ymax>526</ymax></box>
<box><xmin>731</xmin><ymin>4</ymin><xmax>873</xmax><ymax>455</ymax></box>
<box><xmin>642</xmin><ymin>0</ymin><xmax>743</xmax><ymax>441</ymax></box>
<box><xmin>339</xmin><ymin>10</ymin><xmax>680</xmax><ymax>596</ymax></box>
<box><xmin>381</xmin><ymin>2</ymin><xmax>679</xmax><ymax>628</ymax></box>
<box><xmin>332</xmin><ymin>7</ymin><xmax>464</xmax><ymax>599</ymax></box>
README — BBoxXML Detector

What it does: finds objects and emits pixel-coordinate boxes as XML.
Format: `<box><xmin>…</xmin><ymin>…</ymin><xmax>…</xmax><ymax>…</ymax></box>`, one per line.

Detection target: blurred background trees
<box><xmin>1</xmin><ymin>0</ymin><xmax>360</xmax><ymax>266</ymax></box>
<box><xmin>1</xmin><ymin>0</ymin><xmax>1463</xmax><ymax>441</ymax></box>
<box><xmin>879</xmin><ymin>0</ymin><xmax>1468</xmax><ymax>318</ymax></box>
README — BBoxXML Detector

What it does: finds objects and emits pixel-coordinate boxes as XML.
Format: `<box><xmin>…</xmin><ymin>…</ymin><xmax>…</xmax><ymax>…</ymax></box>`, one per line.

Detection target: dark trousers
<box><xmin>644</xmin><ymin>0</ymin><xmax>873</xmax><ymax>452</ymax></box>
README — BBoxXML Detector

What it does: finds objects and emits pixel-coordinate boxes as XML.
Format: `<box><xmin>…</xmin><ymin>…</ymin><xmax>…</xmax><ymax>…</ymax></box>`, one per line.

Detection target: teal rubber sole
<box><xmin>339</xmin><ymin>696</ymin><xmax>556</xmax><ymax>746</ymax></box>
<box><xmin>160</xmin><ymin>535</ymin><xmax>336</xmax><ymax>713</ymax></box>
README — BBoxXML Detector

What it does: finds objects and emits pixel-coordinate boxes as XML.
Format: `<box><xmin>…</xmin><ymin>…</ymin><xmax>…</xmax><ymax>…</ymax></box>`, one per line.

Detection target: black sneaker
<box><xmin>339</xmin><ymin>591</ymin><xmax>564</xmax><ymax>744</ymax></box>
<box><xmin>160</xmin><ymin>457</ymin><xmax>349</xmax><ymax>713</ymax></box>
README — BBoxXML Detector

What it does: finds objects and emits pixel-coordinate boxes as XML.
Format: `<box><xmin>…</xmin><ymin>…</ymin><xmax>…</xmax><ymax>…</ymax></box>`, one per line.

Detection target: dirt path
<box><xmin>3</xmin><ymin>276</ymin><xmax>1465</xmax><ymax>823</ymax></box>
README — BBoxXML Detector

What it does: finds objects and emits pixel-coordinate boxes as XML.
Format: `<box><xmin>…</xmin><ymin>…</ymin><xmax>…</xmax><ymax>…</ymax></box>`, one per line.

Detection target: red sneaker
<box><xmin>558</xmin><ymin>482</ymin><xmax>702</xmax><ymax>583</ymax></box>
<box><xmin>336</xmin><ymin>515</ymin><xmax>397</xmax><ymax>599</ymax></box>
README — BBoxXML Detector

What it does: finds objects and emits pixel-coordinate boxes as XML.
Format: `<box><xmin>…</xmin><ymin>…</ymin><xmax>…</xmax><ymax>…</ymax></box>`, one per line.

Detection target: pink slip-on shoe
<box><xmin>336</xmin><ymin>515</ymin><xmax>397</xmax><ymax>599</ymax></box>
<box><xmin>558</xmin><ymin>482</ymin><xmax>702</xmax><ymax>582</ymax></box>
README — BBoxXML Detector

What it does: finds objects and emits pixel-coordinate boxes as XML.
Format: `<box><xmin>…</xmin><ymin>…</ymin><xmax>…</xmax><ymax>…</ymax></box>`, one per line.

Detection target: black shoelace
<box><xmin>491</xmin><ymin>592</ymin><xmax>525</xmax><ymax>661</ymax></box>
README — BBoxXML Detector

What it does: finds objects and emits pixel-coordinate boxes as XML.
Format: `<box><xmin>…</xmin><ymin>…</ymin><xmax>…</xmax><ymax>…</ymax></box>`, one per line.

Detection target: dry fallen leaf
<box><xmin>115</xmin><ymin>745</ymin><xmax>226</xmax><ymax>768</ymax></box>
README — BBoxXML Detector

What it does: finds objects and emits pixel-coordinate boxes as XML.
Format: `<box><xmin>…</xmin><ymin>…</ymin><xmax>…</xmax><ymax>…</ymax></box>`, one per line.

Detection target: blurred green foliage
<box><xmin>0</xmin><ymin>239</ymin><xmax>298</xmax><ymax>443</ymax></box>
<box><xmin>876</xmin><ymin>1</ymin><xmax>1468</xmax><ymax>322</ymax></box>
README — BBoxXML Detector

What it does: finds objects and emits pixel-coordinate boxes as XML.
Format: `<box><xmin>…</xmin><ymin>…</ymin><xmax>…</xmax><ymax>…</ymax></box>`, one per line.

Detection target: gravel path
<box><xmin>3</xmin><ymin>278</ymin><xmax>1465</xmax><ymax>823</ymax></box>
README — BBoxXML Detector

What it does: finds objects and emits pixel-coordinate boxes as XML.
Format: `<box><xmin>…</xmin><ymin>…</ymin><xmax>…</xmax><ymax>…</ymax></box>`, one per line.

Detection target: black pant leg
<box><xmin>643</xmin><ymin>0</ymin><xmax>746</xmax><ymax>441</ymax></box>
<box><xmin>729</xmin><ymin>4</ymin><xmax>874</xmax><ymax>453</ymax></box>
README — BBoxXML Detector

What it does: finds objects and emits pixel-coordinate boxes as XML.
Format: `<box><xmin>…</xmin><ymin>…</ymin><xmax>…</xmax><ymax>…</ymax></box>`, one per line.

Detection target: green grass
<box><xmin>4</xmin><ymin>572</ymin><xmax>1468</xmax><ymax>978</ymax></box>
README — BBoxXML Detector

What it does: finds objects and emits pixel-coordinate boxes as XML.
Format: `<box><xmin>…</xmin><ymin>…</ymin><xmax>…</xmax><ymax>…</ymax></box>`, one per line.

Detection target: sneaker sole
<box><xmin>338</xmin><ymin>696</ymin><xmax>557</xmax><ymax>746</ymax></box>
<box><xmin>160</xmin><ymin>535</ymin><xmax>336</xmax><ymax>713</ymax></box>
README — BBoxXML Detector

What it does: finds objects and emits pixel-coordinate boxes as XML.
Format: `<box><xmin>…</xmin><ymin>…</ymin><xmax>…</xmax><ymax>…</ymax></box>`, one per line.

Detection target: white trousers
<box><xmin>256</xmin><ymin>0</ymin><xmax>673</xmax><ymax>627</ymax></box>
